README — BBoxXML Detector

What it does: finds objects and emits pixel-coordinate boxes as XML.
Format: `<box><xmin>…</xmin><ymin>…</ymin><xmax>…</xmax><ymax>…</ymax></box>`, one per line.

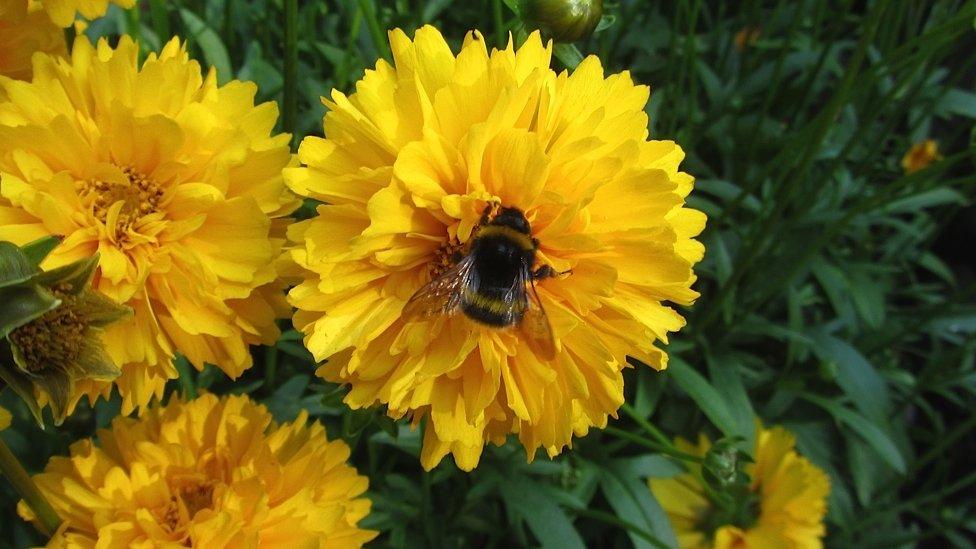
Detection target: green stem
<box><xmin>0</xmin><ymin>438</ymin><xmax>60</xmax><ymax>537</ymax></box>
<box><xmin>264</xmin><ymin>344</ymin><xmax>279</xmax><ymax>387</ymax></box>
<box><xmin>492</xmin><ymin>0</ymin><xmax>506</xmax><ymax>48</ymax></box>
<box><xmin>604</xmin><ymin>426</ymin><xmax>703</xmax><ymax>464</ymax></box>
<box><xmin>147</xmin><ymin>0</ymin><xmax>170</xmax><ymax>41</ymax></box>
<box><xmin>283</xmin><ymin>0</ymin><xmax>298</xmax><ymax>149</ymax></box>
<box><xmin>357</xmin><ymin>0</ymin><xmax>391</xmax><ymax>62</ymax></box>
<box><xmin>619</xmin><ymin>402</ymin><xmax>672</xmax><ymax>447</ymax></box>
<box><xmin>125</xmin><ymin>3</ymin><xmax>141</xmax><ymax>47</ymax></box>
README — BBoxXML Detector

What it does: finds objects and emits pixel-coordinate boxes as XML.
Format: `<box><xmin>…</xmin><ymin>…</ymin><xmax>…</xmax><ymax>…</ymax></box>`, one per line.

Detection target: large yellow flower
<box><xmin>18</xmin><ymin>393</ymin><xmax>376</xmax><ymax>548</ymax></box>
<box><xmin>286</xmin><ymin>26</ymin><xmax>705</xmax><ymax>470</ymax></box>
<box><xmin>35</xmin><ymin>0</ymin><xmax>134</xmax><ymax>26</ymax></box>
<box><xmin>0</xmin><ymin>36</ymin><xmax>298</xmax><ymax>413</ymax></box>
<box><xmin>0</xmin><ymin>0</ymin><xmax>66</xmax><ymax>82</ymax></box>
<box><xmin>649</xmin><ymin>424</ymin><xmax>831</xmax><ymax>548</ymax></box>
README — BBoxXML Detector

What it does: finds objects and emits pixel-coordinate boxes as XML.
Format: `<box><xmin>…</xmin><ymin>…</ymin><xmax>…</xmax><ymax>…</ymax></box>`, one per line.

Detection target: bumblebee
<box><xmin>403</xmin><ymin>205</ymin><xmax>559</xmax><ymax>359</ymax></box>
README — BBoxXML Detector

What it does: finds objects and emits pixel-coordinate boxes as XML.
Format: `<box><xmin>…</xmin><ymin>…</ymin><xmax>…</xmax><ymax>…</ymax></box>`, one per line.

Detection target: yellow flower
<box><xmin>286</xmin><ymin>26</ymin><xmax>705</xmax><ymax>470</ymax></box>
<box><xmin>0</xmin><ymin>404</ymin><xmax>10</xmax><ymax>430</ymax></box>
<box><xmin>34</xmin><ymin>0</ymin><xmax>134</xmax><ymax>26</ymax></box>
<box><xmin>901</xmin><ymin>139</ymin><xmax>942</xmax><ymax>174</ymax></box>
<box><xmin>0</xmin><ymin>36</ymin><xmax>298</xmax><ymax>414</ymax></box>
<box><xmin>18</xmin><ymin>393</ymin><xmax>376</xmax><ymax>548</ymax></box>
<box><xmin>0</xmin><ymin>0</ymin><xmax>66</xmax><ymax>82</ymax></box>
<box><xmin>649</xmin><ymin>423</ymin><xmax>831</xmax><ymax>548</ymax></box>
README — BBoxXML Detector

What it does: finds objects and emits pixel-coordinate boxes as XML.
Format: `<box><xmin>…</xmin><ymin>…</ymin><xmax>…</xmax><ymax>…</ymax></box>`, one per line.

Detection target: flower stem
<box><xmin>492</xmin><ymin>0</ymin><xmax>505</xmax><ymax>48</ymax></box>
<box><xmin>283</xmin><ymin>0</ymin><xmax>298</xmax><ymax>149</ymax></box>
<box><xmin>0</xmin><ymin>438</ymin><xmax>60</xmax><ymax>537</ymax></box>
<box><xmin>604</xmin><ymin>426</ymin><xmax>703</xmax><ymax>464</ymax></box>
<box><xmin>357</xmin><ymin>0</ymin><xmax>391</xmax><ymax>62</ymax></box>
<box><xmin>619</xmin><ymin>402</ymin><xmax>672</xmax><ymax>447</ymax></box>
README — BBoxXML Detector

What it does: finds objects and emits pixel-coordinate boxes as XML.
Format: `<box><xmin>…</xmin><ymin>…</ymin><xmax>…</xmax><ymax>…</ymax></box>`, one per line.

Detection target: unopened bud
<box><xmin>521</xmin><ymin>0</ymin><xmax>604</xmax><ymax>42</ymax></box>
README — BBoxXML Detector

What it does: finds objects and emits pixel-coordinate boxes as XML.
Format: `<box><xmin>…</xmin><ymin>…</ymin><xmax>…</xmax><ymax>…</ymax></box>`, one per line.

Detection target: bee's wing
<box><xmin>402</xmin><ymin>255</ymin><xmax>475</xmax><ymax>321</ymax></box>
<box><xmin>517</xmin><ymin>273</ymin><xmax>557</xmax><ymax>360</ymax></box>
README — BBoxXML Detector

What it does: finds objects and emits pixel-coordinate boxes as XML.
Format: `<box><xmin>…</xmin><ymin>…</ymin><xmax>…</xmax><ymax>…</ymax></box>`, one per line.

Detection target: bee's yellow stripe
<box><xmin>477</xmin><ymin>225</ymin><xmax>535</xmax><ymax>251</ymax></box>
<box><xmin>463</xmin><ymin>289</ymin><xmax>512</xmax><ymax>314</ymax></box>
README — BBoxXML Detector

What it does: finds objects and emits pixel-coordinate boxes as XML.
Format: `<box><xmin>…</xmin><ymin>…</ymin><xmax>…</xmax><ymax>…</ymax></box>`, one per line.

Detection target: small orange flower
<box><xmin>901</xmin><ymin>139</ymin><xmax>942</xmax><ymax>174</ymax></box>
<box><xmin>734</xmin><ymin>26</ymin><xmax>761</xmax><ymax>51</ymax></box>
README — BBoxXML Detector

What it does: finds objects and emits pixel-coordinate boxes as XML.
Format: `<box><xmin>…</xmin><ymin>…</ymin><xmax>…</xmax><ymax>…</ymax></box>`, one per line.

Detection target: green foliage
<box><xmin>2</xmin><ymin>0</ymin><xmax>975</xmax><ymax>547</ymax></box>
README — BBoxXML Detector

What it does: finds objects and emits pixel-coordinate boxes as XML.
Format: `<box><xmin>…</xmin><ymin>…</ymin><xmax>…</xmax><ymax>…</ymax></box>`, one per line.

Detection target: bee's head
<box><xmin>490</xmin><ymin>206</ymin><xmax>531</xmax><ymax>234</ymax></box>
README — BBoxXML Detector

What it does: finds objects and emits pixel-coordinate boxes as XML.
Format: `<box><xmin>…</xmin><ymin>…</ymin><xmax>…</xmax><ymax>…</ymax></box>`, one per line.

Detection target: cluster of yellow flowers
<box><xmin>0</xmin><ymin>2</ymin><xmax>843</xmax><ymax>545</ymax></box>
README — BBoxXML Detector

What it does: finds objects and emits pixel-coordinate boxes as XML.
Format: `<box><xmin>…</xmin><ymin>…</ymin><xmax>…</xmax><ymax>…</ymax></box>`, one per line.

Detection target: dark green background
<box><xmin>2</xmin><ymin>1</ymin><xmax>975</xmax><ymax>547</ymax></box>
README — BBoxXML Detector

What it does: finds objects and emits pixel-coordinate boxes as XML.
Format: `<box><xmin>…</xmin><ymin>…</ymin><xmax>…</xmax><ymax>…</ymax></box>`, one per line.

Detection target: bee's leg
<box><xmin>532</xmin><ymin>265</ymin><xmax>572</xmax><ymax>280</ymax></box>
<box><xmin>479</xmin><ymin>201</ymin><xmax>500</xmax><ymax>225</ymax></box>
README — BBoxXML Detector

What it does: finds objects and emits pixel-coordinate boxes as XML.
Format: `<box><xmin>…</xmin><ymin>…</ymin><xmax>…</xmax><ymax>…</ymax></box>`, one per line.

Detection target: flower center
<box><xmin>8</xmin><ymin>292</ymin><xmax>84</xmax><ymax>373</ymax></box>
<box><xmin>159</xmin><ymin>481</ymin><xmax>216</xmax><ymax>535</ymax></box>
<box><xmin>82</xmin><ymin>166</ymin><xmax>163</xmax><ymax>228</ymax></box>
<box><xmin>429</xmin><ymin>238</ymin><xmax>464</xmax><ymax>279</ymax></box>
<box><xmin>178</xmin><ymin>481</ymin><xmax>215</xmax><ymax>518</ymax></box>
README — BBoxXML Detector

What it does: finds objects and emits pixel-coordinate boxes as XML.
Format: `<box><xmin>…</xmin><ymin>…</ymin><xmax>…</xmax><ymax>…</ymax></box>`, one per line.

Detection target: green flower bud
<box><xmin>702</xmin><ymin>437</ymin><xmax>751</xmax><ymax>490</ymax></box>
<box><xmin>0</xmin><ymin>238</ymin><xmax>130</xmax><ymax>425</ymax></box>
<box><xmin>521</xmin><ymin>0</ymin><xmax>604</xmax><ymax>42</ymax></box>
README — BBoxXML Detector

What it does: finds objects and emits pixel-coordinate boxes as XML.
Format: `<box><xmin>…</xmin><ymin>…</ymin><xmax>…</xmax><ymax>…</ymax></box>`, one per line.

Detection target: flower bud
<box><xmin>702</xmin><ymin>437</ymin><xmax>751</xmax><ymax>490</ymax></box>
<box><xmin>521</xmin><ymin>0</ymin><xmax>604</xmax><ymax>42</ymax></box>
<box><xmin>0</xmin><ymin>238</ymin><xmax>130</xmax><ymax>425</ymax></box>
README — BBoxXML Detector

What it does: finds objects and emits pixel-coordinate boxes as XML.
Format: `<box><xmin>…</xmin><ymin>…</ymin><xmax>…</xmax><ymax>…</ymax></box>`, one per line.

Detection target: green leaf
<box><xmin>809</xmin><ymin>330</ymin><xmax>891</xmax><ymax>422</ymax></box>
<box><xmin>180</xmin><ymin>8</ymin><xmax>233</xmax><ymax>83</ymax></box>
<box><xmin>553</xmin><ymin>43</ymin><xmax>584</xmax><ymax>69</ymax></box>
<box><xmin>600</xmin><ymin>458</ymin><xmax>677</xmax><ymax>549</ymax></box>
<box><xmin>941</xmin><ymin>88</ymin><xmax>976</xmax><ymax>118</ymax></box>
<box><xmin>502</xmin><ymin>0</ymin><xmax>521</xmax><ymax>17</ymax></box>
<box><xmin>595</xmin><ymin>14</ymin><xmax>616</xmax><ymax>33</ymax></box>
<box><xmin>265</xmin><ymin>374</ymin><xmax>310</xmax><ymax>421</ymax></box>
<box><xmin>500</xmin><ymin>476</ymin><xmax>586</xmax><ymax>549</ymax></box>
<box><xmin>707</xmin><ymin>354</ymin><xmax>756</xmax><ymax>448</ymax></box>
<box><xmin>421</xmin><ymin>0</ymin><xmax>454</xmax><ymax>21</ymax></box>
<box><xmin>0</xmin><ymin>242</ymin><xmax>37</xmax><ymax>289</ymax></box>
<box><xmin>882</xmin><ymin>188</ymin><xmax>966</xmax><ymax>214</ymax></box>
<box><xmin>669</xmin><ymin>357</ymin><xmax>737</xmax><ymax>437</ymax></box>
<box><xmin>695</xmin><ymin>179</ymin><xmax>761</xmax><ymax>212</ymax></box>
<box><xmin>847</xmin><ymin>435</ymin><xmax>885</xmax><ymax>505</ymax></box>
<box><xmin>848</xmin><ymin>269</ymin><xmax>885</xmax><ymax>329</ymax></box>
<box><xmin>804</xmin><ymin>394</ymin><xmax>906</xmax><ymax>473</ymax></box>
<box><xmin>810</xmin><ymin>261</ymin><xmax>857</xmax><ymax>328</ymax></box>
